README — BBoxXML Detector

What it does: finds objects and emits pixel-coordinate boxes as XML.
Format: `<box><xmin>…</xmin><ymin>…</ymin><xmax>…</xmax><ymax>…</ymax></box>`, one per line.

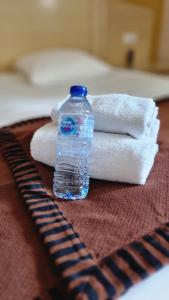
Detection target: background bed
<box><xmin>1</xmin><ymin>67</ymin><xmax>169</xmax><ymax>128</ymax></box>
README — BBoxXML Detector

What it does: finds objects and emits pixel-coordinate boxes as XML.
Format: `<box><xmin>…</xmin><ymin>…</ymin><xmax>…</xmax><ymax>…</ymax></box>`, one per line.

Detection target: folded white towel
<box><xmin>31</xmin><ymin>120</ymin><xmax>160</xmax><ymax>185</ymax></box>
<box><xmin>51</xmin><ymin>94</ymin><xmax>158</xmax><ymax>139</ymax></box>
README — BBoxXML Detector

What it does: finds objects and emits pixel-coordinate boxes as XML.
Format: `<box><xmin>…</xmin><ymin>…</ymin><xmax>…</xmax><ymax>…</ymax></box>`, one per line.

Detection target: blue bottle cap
<box><xmin>70</xmin><ymin>85</ymin><xmax>87</xmax><ymax>97</ymax></box>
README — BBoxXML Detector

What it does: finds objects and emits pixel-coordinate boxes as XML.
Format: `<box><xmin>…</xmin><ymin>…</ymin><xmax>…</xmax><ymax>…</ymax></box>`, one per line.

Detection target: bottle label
<box><xmin>59</xmin><ymin>115</ymin><xmax>94</xmax><ymax>138</ymax></box>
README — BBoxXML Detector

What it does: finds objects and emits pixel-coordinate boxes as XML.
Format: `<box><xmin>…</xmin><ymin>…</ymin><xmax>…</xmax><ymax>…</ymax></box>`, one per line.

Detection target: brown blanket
<box><xmin>0</xmin><ymin>100</ymin><xmax>169</xmax><ymax>300</ymax></box>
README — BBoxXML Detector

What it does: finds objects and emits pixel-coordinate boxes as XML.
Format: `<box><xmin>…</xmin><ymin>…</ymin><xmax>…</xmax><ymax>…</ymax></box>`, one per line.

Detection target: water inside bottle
<box><xmin>53</xmin><ymin>86</ymin><xmax>94</xmax><ymax>200</ymax></box>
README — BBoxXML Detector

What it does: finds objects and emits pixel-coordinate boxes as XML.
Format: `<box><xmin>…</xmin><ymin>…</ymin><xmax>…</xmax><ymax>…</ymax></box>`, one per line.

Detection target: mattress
<box><xmin>1</xmin><ymin>70</ymin><xmax>169</xmax><ymax>299</ymax></box>
<box><xmin>1</xmin><ymin>69</ymin><xmax>169</xmax><ymax>127</ymax></box>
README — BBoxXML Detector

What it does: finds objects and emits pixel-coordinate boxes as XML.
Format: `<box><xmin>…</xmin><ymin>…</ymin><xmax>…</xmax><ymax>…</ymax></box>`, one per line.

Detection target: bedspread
<box><xmin>0</xmin><ymin>100</ymin><xmax>169</xmax><ymax>300</ymax></box>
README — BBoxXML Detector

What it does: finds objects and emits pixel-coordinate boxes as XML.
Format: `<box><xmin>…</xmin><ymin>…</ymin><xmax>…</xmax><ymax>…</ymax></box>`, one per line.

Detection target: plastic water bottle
<box><xmin>53</xmin><ymin>86</ymin><xmax>94</xmax><ymax>200</ymax></box>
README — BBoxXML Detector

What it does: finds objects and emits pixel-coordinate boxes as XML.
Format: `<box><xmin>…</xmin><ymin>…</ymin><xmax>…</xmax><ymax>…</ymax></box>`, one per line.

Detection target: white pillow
<box><xmin>15</xmin><ymin>48</ymin><xmax>112</xmax><ymax>86</ymax></box>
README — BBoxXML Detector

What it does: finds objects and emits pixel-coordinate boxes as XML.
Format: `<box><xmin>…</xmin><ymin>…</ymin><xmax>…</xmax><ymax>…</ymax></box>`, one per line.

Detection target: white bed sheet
<box><xmin>1</xmin><ymin>70</ymin><xmax>169</xmax><ymax>299</ymax></box>
<box><xmin>1</xmin><ymin>68</ymin><xmax>169</xmax><ymax>127</ymax></box>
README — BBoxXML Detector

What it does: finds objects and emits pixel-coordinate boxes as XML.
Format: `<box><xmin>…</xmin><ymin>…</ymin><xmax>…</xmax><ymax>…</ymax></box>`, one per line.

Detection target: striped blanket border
<box><xmin>0</xmin><ymin>125</ymin><xmax>169</xmax><ymax>300</ymax></box>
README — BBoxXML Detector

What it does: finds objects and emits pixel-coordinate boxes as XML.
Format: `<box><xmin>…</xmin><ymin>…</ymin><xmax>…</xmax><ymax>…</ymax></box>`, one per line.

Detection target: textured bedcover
<box><xmin>0</xmin><ymin>100</ymin><xmax>169</xmax><ymax>299</ymax></box>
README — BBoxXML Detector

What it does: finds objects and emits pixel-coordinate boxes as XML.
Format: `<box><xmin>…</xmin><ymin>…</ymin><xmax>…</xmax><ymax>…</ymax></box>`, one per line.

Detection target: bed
<box><xmin>1</xmin><ymin>66</ymin><xmax>169</xmax><ymax>128</ymax></box>
<box><xmin>0</xmin><ymin>47</ymin><xmax>169</xmax><ymax>300</ymax></box>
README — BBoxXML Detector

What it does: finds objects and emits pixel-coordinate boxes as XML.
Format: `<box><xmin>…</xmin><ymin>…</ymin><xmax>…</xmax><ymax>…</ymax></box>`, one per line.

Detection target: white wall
<box><xmin>158</xmin><ymin>0</ymin><xmax>169</xmax><ymax>62</ymax></box>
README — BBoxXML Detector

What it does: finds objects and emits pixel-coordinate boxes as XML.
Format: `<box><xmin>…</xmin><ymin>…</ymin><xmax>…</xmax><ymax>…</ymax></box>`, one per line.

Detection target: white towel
<box><xmin>51</xmin><ymin>94</ymin><xmax>158</xmax><ymax>139</ymax></box>
<box><xmin>30</xmin><ymin>120</ymin><xmax>160</xmax><ymax>185</ymax></box>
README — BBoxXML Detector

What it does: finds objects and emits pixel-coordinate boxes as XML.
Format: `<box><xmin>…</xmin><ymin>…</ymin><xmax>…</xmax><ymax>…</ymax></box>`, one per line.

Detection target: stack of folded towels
<box><xmin>31</xmin><ymin>94</ymin><xmax>160</xmax><ymax>185</ymax></box>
